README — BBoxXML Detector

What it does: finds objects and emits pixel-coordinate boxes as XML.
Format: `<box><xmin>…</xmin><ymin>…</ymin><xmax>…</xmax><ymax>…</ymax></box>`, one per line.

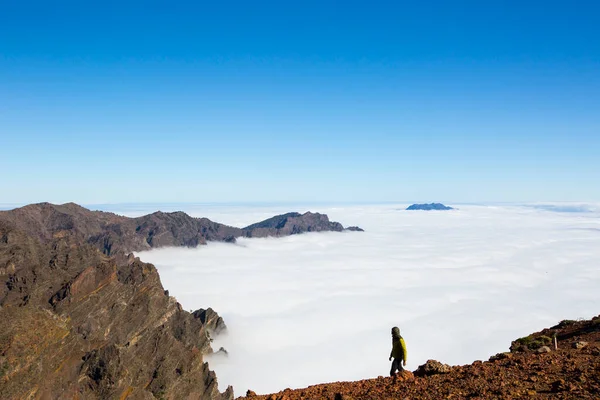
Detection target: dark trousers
<box><xmin>390</xmin><ymin>358</ymin><xmax>404</xmax><ymax>376</ymax></box>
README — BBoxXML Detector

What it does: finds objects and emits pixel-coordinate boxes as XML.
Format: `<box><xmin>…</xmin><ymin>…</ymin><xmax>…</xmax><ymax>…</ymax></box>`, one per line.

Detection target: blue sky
<box><xmin>1</xmin><ymin>1</ymin><xmax>599</xmax><ymax>204</ymax></box>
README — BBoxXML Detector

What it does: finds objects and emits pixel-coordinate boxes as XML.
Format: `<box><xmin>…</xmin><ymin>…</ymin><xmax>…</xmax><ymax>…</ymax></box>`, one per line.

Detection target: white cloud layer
<box><xmin>136</xmin><ymin>204</ymin><xmax>600</xmax><ymax>395</ymax></box>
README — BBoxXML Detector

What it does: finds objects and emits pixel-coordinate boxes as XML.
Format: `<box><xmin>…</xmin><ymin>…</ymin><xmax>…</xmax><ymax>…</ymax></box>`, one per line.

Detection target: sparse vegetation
<box><xmin>514</xmin><ymin>335</ymin><xmax>553</xmax><ymax>350</ymax></box>
<box><xmin>554</xmin><ymin>319</ymin><xmax>577</xmax><ymax>329</ymax></box>
<box><xmin>0</xmin><ymin>359</ymin><xmax>8</xmax><ymax>379</ymax></box>
<box><xmin>560</xmin><ymin>319</ymin><xmax>576</xmax><ymax>326</ymax></box>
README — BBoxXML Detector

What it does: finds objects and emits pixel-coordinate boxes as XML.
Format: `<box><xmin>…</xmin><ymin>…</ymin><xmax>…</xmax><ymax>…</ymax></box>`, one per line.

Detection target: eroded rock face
<box><xmin>0</xmin><ymin>220</ymin><xmax>233</xmax><ymax>400</ymax></box>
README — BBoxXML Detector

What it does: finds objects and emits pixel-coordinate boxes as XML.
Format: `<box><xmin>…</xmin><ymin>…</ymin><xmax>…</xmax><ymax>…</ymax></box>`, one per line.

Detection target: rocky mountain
<box><xmin>238</xmin><ymin>316</ymin><xmax>600</xmax><ymax>399</ymax></box>
<box><xmin>242</xmin><ymin>212</ymin><xmax>360</xmax><ymax>237</ymax></box>
<box><xmin>406</xmin><ymin>203</ymin><xmax>454</xmax><ymax>211</ymax></box>
<box><xmin>0</xmin><ymin>203</ymin><xmax>362</xmax><ymax>399</ymax></box>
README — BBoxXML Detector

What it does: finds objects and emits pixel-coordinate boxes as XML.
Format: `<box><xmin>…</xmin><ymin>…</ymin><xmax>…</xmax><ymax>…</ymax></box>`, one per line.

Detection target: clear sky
<box><xmin>1</xmin><ymin>1</ymin><xmax>599</xmax><ymax>204</ymax></box>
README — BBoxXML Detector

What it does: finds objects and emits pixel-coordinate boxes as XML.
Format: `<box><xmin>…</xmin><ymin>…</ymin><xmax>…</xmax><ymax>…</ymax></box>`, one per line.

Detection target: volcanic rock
<box><xmin>0</xmin><ymin>218</ymin><xmax>233</xmax><ymax>399</ymax></box>
<box><xmin>414</xmin><ymin>360</ymin><xmax>452</xmax><ymax>377</ymax></box>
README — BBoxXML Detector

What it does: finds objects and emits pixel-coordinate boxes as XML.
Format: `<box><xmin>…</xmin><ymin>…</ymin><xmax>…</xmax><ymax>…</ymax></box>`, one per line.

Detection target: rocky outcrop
<box><xmin>414</xmin><ymin>360</ymin><xmax>452</xmax><ymax>377</ymax></box>
<box><xmin>242</xmin><ymin>212</ymin><xmax>348</xmax><ymax>237</ymax></box>
<box><xmin>0</xmin><ymin>203</ymin><xmax>361</xmax><ymax>399</ymax></box>
<box><xmin>237</xmin><ymin>315</ymin><xmax>600</xmax><ymax>399</ymax></box>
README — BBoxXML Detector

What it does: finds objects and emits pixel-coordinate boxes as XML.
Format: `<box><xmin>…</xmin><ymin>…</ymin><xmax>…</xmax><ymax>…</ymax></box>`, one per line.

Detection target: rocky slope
<box><xmin>239</xmin><ymin>316</ymin><xmax>600</xmax><ymax>400</ymax></box>
<box><xmin>0</xmin><ymin>203</ymin><xmax>361</xmax><ymax>399</ymax></box>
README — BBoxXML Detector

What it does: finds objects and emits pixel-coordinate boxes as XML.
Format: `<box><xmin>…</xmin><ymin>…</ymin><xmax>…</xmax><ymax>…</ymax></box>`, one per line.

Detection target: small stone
<box><xmin>537</xmin><ymin>346</ymin><xmax>552</xmax><ymax>353</ymax></box>
<box><xmin>394</xmin><ymin>370</ymin><xmax>415</xmax><ymax>381</ymax></box>
<box><xmin>552</xmin><ymin>379</ymin><xmax>577</xmax><ymax>392</ymax></box>
<box><xmin>246</xmin><ymin>390</ymin><xmax>257</xmax><ymax>397</ymax></box>
<box><xmin>573</xmin><ymin>341</ymin><xmax>588</xmax><ymax>349</ymax></box>
<box><xmin>551</xmin><ymin>379</ymin><xmax>566</xmax><ymax>393</ymax></box>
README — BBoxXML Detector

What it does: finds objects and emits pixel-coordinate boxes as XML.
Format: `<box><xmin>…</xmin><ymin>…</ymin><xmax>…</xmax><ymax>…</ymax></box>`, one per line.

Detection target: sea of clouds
<box><xmin>129</xmin><ymin>203</ymin><xmax>600</xmax><ymax>395</ymax></box>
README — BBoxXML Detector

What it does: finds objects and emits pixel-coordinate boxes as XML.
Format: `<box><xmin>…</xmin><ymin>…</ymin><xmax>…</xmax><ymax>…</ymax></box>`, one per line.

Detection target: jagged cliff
<box><xmin>0</xmin><ymin>203</ymin><xmax>362</xmax><ymax>399</ymax></box>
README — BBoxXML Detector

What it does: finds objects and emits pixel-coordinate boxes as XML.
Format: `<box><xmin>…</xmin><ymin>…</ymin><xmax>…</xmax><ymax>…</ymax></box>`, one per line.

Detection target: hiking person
<box><xmin>389</xmin><ymin>326</ymin><xmax>407</xmax><ymax>377</ymax></box>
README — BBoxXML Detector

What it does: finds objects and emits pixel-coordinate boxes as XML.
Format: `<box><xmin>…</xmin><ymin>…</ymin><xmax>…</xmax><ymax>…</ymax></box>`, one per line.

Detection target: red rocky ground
<box><xmin>239</xmin><ymin>315</ymin><xmax>600</xmax><ymax>400</ymax></box>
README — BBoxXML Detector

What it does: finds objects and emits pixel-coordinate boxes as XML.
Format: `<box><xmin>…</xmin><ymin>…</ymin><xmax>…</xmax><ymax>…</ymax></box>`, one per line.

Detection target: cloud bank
<box><xmin>526</xmin><ymin>203</ymin><xmax>598</xmax><ymax>213</ymax></box>
<box><xmin>136</xmin><ymin>204</ymin><xmax>600</xmax><ymax>395</ymax></box>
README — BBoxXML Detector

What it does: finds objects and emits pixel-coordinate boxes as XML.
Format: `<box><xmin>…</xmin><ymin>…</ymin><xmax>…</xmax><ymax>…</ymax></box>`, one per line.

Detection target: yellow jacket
<box><xmin>390</xmin><ymin>337</ymin><xmax>407</xmax><ymax>361</ymax></box>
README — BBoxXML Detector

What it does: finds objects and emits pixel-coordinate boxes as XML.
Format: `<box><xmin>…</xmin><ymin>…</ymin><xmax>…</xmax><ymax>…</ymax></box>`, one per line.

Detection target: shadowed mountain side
<box><xmin>238</xmin><ymin>316</ymin><xmax>600</xmax><ymax>400</ymax></box>
<box><xmin>0</xmin><ymin>203</ymin><xmax>363</xmax><ymax>256</ymax></box>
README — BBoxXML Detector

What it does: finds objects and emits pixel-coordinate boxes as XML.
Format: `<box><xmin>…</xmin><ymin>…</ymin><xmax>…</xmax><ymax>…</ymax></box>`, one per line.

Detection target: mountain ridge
<box><xmin>0</xmin><ymin>202</ymin><xmax>361</xmax><ymax>399</ymax></box>
<box><xmin>0</xmin><ymin>203</ymin><xmax>363</xmax><ymax>256</ymax></box>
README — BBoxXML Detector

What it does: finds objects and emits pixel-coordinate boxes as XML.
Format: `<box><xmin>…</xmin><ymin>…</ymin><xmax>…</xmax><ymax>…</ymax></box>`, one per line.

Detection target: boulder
<box><xmin>537</xmin><ymin>346</ymin><xmax>552</xmax><ymax>353</ymax></box>
<box><xmin>414</xmin><ymin>360</ymin><xmax>452</xmax><ymax>377</ymax></box>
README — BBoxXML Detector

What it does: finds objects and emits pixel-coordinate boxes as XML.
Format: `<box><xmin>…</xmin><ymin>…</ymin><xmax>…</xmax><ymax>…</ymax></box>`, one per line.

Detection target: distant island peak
<box><xmin>406</xmin><ymin>203</ymin><xmax>454</xmax><ymax>211</ymax></box>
